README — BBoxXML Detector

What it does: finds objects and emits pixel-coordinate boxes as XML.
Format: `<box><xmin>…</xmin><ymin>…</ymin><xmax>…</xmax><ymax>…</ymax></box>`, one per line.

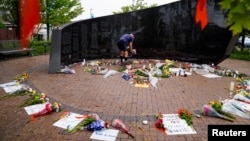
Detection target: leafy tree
<box><xmin>219</xmin><ymin>0</ymin><xmax>250</xmax><ymax>50</ymax></box>
<box><xmin>41</xmin><ymin>0</ymin><xmax>83</xmax><ymax>27</ymax></box>
<box><xmin>219</xmin><ymin>0</ymin><xmax>250</xmax><ymax>35</ymax></box>
<box><xmin>0</xmin><ymin>0</ymin><xmax>19</xmax><ymax>36</ymax></box>
<box><xmin>0</xmin><ymin>21</ymin><xmax>6</xmax><ymax>29</ymax></box>
<box><xmin>41</xmin><ymin>0</ymin><xmax>84</xmax><ymax>41</ymax></box>
<box><xmin>113</xmin><ymin>0</ymin><xmax>157</xmax><ymax>14</ymax></box>
<box><xmin>0</xmin><ymin>0</ymin><xmax>84</xmax><ymax>40</ymax></box>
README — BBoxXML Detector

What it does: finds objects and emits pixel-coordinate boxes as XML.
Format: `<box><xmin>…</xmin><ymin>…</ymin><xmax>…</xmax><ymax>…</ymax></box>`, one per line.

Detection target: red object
<box><xmin>33</xmin><ymin>103</ymin><xmax>52</xmax><ymax>117</ymax></box>
<box><xmin>155</xmin><ymin>118</ymin><xmax>164</xmax><ymax>129</ymax></box>
<box><xmin>20</xmin><ymin>0</ymin><xmax>41</xmax><ymax>48</ymax></box>
<box><xmin>195</xmin><ymin>0</ymin><xmax>208</xmax><ymax>30</ymax></box>
<box><xmin>111</xmin><ymin>119</ymin><xmax>134</xmax><ymax>138</ymax></box>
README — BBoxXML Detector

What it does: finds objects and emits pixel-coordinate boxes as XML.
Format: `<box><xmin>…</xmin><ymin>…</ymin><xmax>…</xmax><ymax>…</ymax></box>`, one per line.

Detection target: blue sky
<box><xmin>73</xmin><ymin>0</ymin><xmax>179</xmax><ymax>21</ymax></box>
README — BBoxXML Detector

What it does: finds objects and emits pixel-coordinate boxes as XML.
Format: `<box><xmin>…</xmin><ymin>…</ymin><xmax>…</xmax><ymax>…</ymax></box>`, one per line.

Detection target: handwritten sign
<box><xmin>53</xmin><ymin>112</ymin><xmax>84</xmax><ymax>130</ymax></box>
<box><xmin>162</xmin><ymin>114</ymin><xmax>197</xmax><ymax>135</ymax></box>
<box><xmin>90</xmin><ymin>129</ymin><xmax>119</xmax><ymax>141</ymax></box>
<box><xmin>0</xmin><ymin>81</ymin><xmax>23</xmax><ymax>94</ymax></box>
<box><xmin>24</xmin><ymin>102</ymin><xmax>48</xmax><ymax>115</ymax></box>
<box><xmin>0</xmin><ymin>81</ymin><xmax>17</xmax><ymax>88</ymax></box>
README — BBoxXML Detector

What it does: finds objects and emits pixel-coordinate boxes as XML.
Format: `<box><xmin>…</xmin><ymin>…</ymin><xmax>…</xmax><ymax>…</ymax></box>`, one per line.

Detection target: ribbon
<box><xmin>195</xmin><ymin>0</ymin><xmax>208</xmax><ymax>30</ymax></box>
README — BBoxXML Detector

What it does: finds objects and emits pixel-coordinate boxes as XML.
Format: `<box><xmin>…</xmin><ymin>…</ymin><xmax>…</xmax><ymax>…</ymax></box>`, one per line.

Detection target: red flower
<box><xmin>155</xmin><ymin>117</ymin><xmax>165</xmax><ymax>129</ymax></box>
<box><xmin>177</xmin><ymin>108</ymin><xmax>193</xmax><ymax>126</ymax></box>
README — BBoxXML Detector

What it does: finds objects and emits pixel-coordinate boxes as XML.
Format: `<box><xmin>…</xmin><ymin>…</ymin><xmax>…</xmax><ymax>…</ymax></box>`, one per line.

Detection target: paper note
<box><xmin>53</xmin><ymin>112</ymin><xmax>84</xmax><ymax>130</ymax></box>
<box><xmin>162</xmin><ymin>114</ymin><xmax>197</xmax><ymax>135</ymax></box>
<box><xmin>90</xmin><ymin>129</ymin><xmax>119</xmax><ymax>141</ymax></box>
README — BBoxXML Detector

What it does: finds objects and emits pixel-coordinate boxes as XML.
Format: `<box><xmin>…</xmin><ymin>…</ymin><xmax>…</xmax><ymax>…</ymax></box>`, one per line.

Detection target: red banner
<box><xmin>195</xmin><ymin>0</ymin><xmax>208</xmax><ymax>30</ymax></box>
<box><xmin>20</xmin><ymin>0</ymin><xmax>41</xmax><ymax>48</ymax></box>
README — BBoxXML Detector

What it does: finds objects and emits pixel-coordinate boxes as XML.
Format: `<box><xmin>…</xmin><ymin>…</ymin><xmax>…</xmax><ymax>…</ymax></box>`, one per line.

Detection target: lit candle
<box><xmin>229</xmin><ymin>82</ymin><xmax>234</xmax><ymax>92</ymax></box>
<box><xmin>148</xmin><ymin>63</ymin><xmax>151</xmax><ymax>69</ymax></box>
<box><xmin>229</xmin><ymin>82</ymin><xmax>234</xmax><ymax>97</ymax></box>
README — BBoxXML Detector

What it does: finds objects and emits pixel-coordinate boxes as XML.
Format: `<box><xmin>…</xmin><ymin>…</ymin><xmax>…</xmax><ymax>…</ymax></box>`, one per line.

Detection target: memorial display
<box><xmin>49</xmin><ymin>0</ymin><xmax>237</xmax><ymax>73</ymax></box>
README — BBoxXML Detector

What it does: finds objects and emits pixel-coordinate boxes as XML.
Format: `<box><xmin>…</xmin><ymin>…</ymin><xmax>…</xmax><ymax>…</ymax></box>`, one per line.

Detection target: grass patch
<box><xmin>229</xmin><ymin>47</ymin><xmax>250</xmax><ymax>61</ymax></box>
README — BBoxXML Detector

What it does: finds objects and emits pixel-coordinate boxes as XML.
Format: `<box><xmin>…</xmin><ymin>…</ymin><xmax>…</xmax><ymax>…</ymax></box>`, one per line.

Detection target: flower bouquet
<box><xmin>52</xmin><ymin>101</ymin><xmax>62</xmax><ymax>112</ymax></box>
<box><xmin>21</xmin><ymin>92</ymin><xmax>49</xmax><ymax>107</ymax></box>
<box><xmin>68</xmin><ymin>113</ymin><xmax>108</xmax><ymax>134</ymax></box>
<box><xmin>155</xmin><ymin>112</ymin><xmax>165</xmax><ymax>130</ymax></box>
<box><xmin>177</xmin><ymin>108</ymin><xmax>193</xmax><ymax>126</ymax></box>
<box><xmin>31</xmin><ymin>101</ymin><xmax>61</xmax><ymax>121</ymax></box>
<box><xmin>10</xmin><ymin>85</ymin><xmax>35</xmax><ymax>96</ymax></box>
<box><xmin>160</xmin><ymin>62</ymin><xmax>176</xmax><ymax>78</ymax></box>
<box><xmin>200</xmin><ymin>104</ymin><xmax>234</xmax><ymax>122</ymax></box>
<box><xmin>14</xmin><ymin>72</ymin><xmax>29</xmax><ymax>83</ymax></box>
<box><xmin>208</xmin><ymin>100</ymin><xmax>236</xmax><ymax>120</ymax></box>
<box><xmin>242</xmin><ymin>90</ymin><xmax>250</xmax><ymax>99</ymax></box>
<box><xmin>32</xmin><ymin>102</ymin><xmax>52</xmax><ymax>117</ymax></box>
<box><xmin>234</xmin><ymin>91</ymin><xmax>250</xmax><ymax>104</ymax></box>
<box><xmin>111</xmin><ymin>119</ymin><xmax>134</xmax><ymax>138</ymax></box>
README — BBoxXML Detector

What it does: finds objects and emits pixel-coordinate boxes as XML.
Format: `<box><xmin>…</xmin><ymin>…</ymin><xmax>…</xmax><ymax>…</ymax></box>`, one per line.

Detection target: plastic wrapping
<box><xmin>222</xmin><ymin>99</ymin><xmax>250</xmax><ymax>119</ymax></box>
<box><xmin>103</xmin><ymin>70</ymin><xmax>119</xmax><ymax>78</ymax></box>
<box><xmin>111</xmin><ymin>119</ymin><xmax>134</xmax><ymax>138</ymax></box>
<box><xmin>87</xmin><ymin>120</ymin><xmax>104</xmax><ymax>131</ymax></box>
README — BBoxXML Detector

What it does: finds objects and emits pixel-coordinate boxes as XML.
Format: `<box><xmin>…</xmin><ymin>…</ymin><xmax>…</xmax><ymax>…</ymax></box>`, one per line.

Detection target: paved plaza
<box><xmin>0</xmin><ymin>55</ymin><xmax>250</xmax><ymax>141</ymax></box>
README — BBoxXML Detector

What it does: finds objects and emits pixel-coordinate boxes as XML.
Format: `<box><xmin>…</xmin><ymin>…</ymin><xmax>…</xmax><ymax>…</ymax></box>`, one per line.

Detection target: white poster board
<box><xmin>90</xmin><ymin>129</ymin><xmax>119</xmax><ymax>141</ymax></box>
<box><xmin>202</xmin><ymin>73</ymin><xmax>221</xmax><ymax>78</ymax></box>
<box><xmin>162</xmin><ymin>114</ymin><xmax>197</xmax><ymax>135</ymax></box>
<box><xmin>53</xmin><ymin>112</ymin><xmax>84</xmax><ymax>130</ymax></box>
<box><xmin>0</xmin><ymin>81</ymin><xmax>23</xmax><ymax>94</ymax></box>
<box><xmin>0</xmin><ymin>81</ymin><xmax>17</xmax><ymax>88</ymax></box>
<box><xmin>24</xmin><ymin>102</ymin><xmax>48</xmax><ymax>115</ymax></box>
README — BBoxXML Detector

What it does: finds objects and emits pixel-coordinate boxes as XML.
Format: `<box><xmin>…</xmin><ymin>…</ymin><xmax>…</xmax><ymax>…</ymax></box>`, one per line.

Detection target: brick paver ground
<box><xmin>0</xmin><ymin>55</ymin><xmax>249</xmax><ymax>141</ymax></box>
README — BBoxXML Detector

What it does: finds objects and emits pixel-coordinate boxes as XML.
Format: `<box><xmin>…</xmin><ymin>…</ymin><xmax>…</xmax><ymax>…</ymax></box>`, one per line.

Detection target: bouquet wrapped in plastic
<box><xmin>21</xmin><ymin>93</ymin><xmax>49</xmax><ymax>107</ymax></box>
<box><xmin>87</xmin><ymin>120</ymin><xmax>106</xmax><ymax>131</ymax></box>
<box><xmin>222</xmin><ymin>99</ymin><xmax>250</xmax><ymax>119</ymax></box>
<box><xmin>208</xmin><ymin>100</ymin><xmax>236</xmax><ymax>120</ymax></box>
<box><xmin>32</xmin><ymin>102</ymin><xmax>52</xmax><ymax>117</ymax></box>
<box><xmin>68</xmin><ymin>113</ymin><xmax>109</xmax><ymax>133</ymax></box>
<box><xmin>200</xmin><ymin>104</ymin><xmax>234</xmax><ymax>122</ymax></box>
<box><xmin>111</xmin><ymin>119</ymin><xmax>134</xmax><ymax>138</ymax></box>
<box><xmin>234</xmin><ymin>93</ymin><xmax>250</xmax><ymax>104</ymax></box>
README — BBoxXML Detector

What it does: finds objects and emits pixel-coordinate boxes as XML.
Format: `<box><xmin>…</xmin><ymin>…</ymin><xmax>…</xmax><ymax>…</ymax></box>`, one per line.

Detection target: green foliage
<box><xmin>67</xmin><ymin>116</ymin><xmax>96</xmax><ymax>133</ymax></box>
<box><xmin>0</xmin><ymin>0</ymin><xmax>84</xmax><ymax>40</ymax></box>
<box><xmin>41</xmin><ymin>0</ymin><xmax>84</xmax><ymax>26</ymax></box>
<box><xmin>229</xmin><ymin>47</ymin><xmax>250</xmax><ymax>61</ymax></box>
<box><xmin>219</xmin><ymin>0</ymin><xmax>250</xmax><ymax>35</ymax></box>
<box><xmin>0</xmin><ymin>0</ymin><xmax>19</xmax><ymax>38</ymax></box>
<box><xmin>40</xmin><ymin>0</ymin><xmax>84</xmax><ymax>41</ymax></box>
<box><xmin>30</xmin><ymin>40</ymin><xmax>51</xmax><ymax>56</ymax></box>
<box><xmin>0</xmin><ymin>21</ymin><xmax>6</xmax><ymax>29</ymax></box>
<box><xmin>0</xmin><ymin>0</ymin><xmax>19</xmax><ymax>27</ymax></box>
<box><xmin>113</xmin><ymin>0</ymin><xmax>157</xmax><ymax>14</ymax></box>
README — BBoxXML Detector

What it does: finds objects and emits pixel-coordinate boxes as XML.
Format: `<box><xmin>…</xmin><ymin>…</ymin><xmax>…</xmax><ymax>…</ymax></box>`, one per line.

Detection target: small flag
<box><xmin>195</xmin><ymin>0</ymin><xmax>208</xmax><ymax>30</ymax></box>
<box><xmin>20</xmin><ymin>0</ymin><xmax>41</xmax><ymax>48</ymax></box>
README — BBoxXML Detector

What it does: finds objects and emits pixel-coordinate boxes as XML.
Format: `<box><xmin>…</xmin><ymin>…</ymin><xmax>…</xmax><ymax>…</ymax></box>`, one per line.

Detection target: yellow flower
<box><xmin>32</xmin><ymin>90</ymin><xmax>36</xmax><ymax>95</ymax></box>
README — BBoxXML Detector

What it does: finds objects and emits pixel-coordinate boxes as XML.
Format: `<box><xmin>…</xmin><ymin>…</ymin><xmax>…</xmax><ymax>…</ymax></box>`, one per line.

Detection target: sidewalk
<box><xmin>0</xmin><ymin>55</ymin><xmax>249</xmax><ymax>141</ymax></box>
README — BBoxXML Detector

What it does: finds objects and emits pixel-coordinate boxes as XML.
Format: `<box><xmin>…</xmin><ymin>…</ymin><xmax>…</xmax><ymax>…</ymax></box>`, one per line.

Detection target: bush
<box><xmin>229</xmin><ymin>47</ymin><xmax>250</xmax><ymax>61</ymax></box>
<box><xmin>30</xmin><ymin>40</ymin><xmax>51</xmax><ymax>56</ymax></box>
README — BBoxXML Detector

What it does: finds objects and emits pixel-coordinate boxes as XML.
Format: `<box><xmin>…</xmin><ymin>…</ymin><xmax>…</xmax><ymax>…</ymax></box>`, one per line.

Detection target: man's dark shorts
<box><xmin>117</xmin><ymin>40</ymin><xmax>129</xmax><ymax>51</ymax></box>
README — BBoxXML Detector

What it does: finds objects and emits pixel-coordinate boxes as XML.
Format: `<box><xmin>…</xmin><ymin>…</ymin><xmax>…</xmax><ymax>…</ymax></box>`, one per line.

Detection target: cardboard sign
<box><xmin>162</xmin><ymin>114</ymin><xmax>197</xmax><ymax>135</ymax></box>
<box><xmin>90</xmin><ymin>129</ymin><xmax>119</xmax><ymax>141</ymax></box>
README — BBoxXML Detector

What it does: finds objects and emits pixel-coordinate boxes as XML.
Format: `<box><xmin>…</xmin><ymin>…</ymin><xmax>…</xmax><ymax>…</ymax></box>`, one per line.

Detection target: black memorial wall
<box><xmin>49</xmin><ymin>0</ymin><xmax>237</xmax><ymax>73</ymax></box>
